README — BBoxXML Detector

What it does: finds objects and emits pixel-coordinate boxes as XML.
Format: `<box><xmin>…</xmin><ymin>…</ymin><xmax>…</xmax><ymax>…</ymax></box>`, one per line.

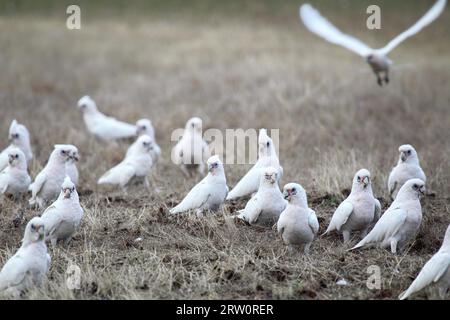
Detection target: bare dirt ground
<box><xmin>0</xmin><ymin>0</ymin><xmax>449</xmax><ymax>299</ymax></box>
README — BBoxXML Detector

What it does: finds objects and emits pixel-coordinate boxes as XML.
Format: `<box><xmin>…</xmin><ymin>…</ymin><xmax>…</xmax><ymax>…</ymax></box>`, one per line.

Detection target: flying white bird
<box><xmin>277</xmin><ymin>183</ymin><xmax>319</xmax><ymax>254</ymax></box>
<box><xmin>170</xmin><ymin>155</ymin><xmax>228</xmax><ymax>216</ymax></box>
<box><xmin>0</xmin><ymin>217</ymin><xmax>51</xmax><ymax>298</ymax></box>
<box><xmin>299</xmin><ymin>0</ymin><xmax>447</xmax><ymax>86</ymax></box>
<box><xmin>349</xmin><ymin>179</ymin><xmax>425</xmax><ymax>254</ymax></box>
<box><xmin>40</xmin><ymin>176</ymin><xmax>84</xmax><ymax>246</ymax></box>
<box><xmin>29</xmin><ymin>145</ymin><xmax>72</xmax><ymax>209</ymax></box>
<box><xmin>323</xmin><ymin>169</ymin><xmax>381</xmax><ymax>243</ymax></box>
<box><xmin>388</xmin><ymin>144</ymin><xmax>426</xmax><ymax>200</ymax></box>
<box><xmin>234</xmin><ymin>167</ymin><xmax>286</xmax><ymax>227</ymax></box>
<box><xmin>98</xmin><ymin>135</ymin><xmax>154</xmax><ymax>190</ymax></box>
<box><xmin>171</xmin><ymin>117</ymin><xmax>209</xmax><ymax>178</ymax></box>
<box><xmin>0</xmin><ymin>148</ymin><xmax>31</xmax><ymax>199</ymax></box>
<box><xmin>126</xmin><ymin>119</ymin><xmax>161</xmax><ymax>164</ymax></box>
<box><xmin>226</xmin><ymin>129</ymin><xmax>283</xmax><ymax>200</ymax></box>
<box><xmin>77</xmin><ymin>95</ymin><xmax>137</xmax><ymax>141</ymax></box>
<box><xmin>400</xmin><ymin>224</ymin><xmax>450</xmax><ymax>300</ymax></box>
<box><xmin>0</xmin><ymin>119</ymin><xmax>33</xmax><ymax>172</ymax></box>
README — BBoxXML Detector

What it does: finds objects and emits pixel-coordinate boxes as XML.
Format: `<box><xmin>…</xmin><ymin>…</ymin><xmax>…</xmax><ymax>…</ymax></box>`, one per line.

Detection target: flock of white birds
<box><xmin>0</xmin><ymin>1</ymin><xmax>449</xmax><ymax>300</ymax></box>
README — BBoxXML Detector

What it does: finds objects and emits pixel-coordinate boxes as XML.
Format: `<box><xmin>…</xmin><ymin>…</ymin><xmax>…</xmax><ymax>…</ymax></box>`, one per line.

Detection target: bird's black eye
<box><xmin>407</xmin><ymin>150</ymin><xmax>412</xmax><ymax>155</ymax></box>
<box><xmin>266</xmin><ymin>142</ymin><xmax>270</xmax><ymax>147</ymax></box>
<box><xmin>413</xmin><ymin>184</ymin><xmax>418</xmax><ymax>189</ymax></box>
<box><xmin>31</xmin><ymin>224</ymin><xmax>35</xmax><ymax>230</ymax></box>
<box><xmin>15</xmin><ymin>154</ymin><xmax>19</xmax><ymax>159</ymax></box>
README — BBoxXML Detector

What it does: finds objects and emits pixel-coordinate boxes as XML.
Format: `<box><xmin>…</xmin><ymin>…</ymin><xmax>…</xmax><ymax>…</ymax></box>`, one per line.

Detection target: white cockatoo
<box><xmin>234</xmin><ymin>167</ymin><xmax>286</xmax><ymax>227</ymax></box>
<box><xmin>350</xmin><ymin>179</ymin><xmax>425</xmax><ymax>254</ymax></box>
<box><xmin>77</xmin><ymin>95</ymin><xmax>137</xmax><ymax>141</ymax></box>
<box><xmin>0</xmin><ymin>217</ymin><xmax>51</xmax><ymax>298</ymax></box>
<box><xmin>226</xmin><ymin>129</ymin><xmax>283</xmax><ymax>200</ymax></box>
<box><xmin>0</xmin><ymin>148</ymin><xmax>31</xmax><ymax>199</ymax></box>
<box><xmin>98</xmin><ymin>135</ymin><xmax>154</xmax><ymax>189</ymax></box>
<box><xmin>40</xmin><ymin>176</ymin><xmax>83</xmax><ymax>246</ymax></box>
<box><xmin>170</xmin><ymin>155</ymin><xmax>228</xmax><ymax>216</ymax></box>
<box><xmin>171</xmin><ymin>117</ymin><xmax>209</xmax><ymax>178</ymax></box>
<box><xmin>400</xmin><ymin>224</ymin><xmax>450</xmax><ymax>300</ymax></box>
<box><xmin>277</xmin><ymin>183</ymin><xmax>319</xmax><ymax>254</ymax></box>
<box><xmin>388</xmin><ymin>144</ymin><xmax>426</xmax><ymax>200</ymax></box>
<box><xmin>126</xmin><ymin>119</ymin><xmax>161</xmax><ymax>164</ymax></box>
<box><xmin>299</xmin><ymin>0</ymin><xmax>447</xmax><ymax>86</ymax></box>
<box><xmin>323</xmin><ymin>169</ymin><xmax>381</xmax><ymax>243</ymax></box>
<box><xmin>29</xmin><ymin>145</ymin><xmax>72</xmax><ymax>208</ymax></box>
<box><xmin>0</xmin><ymin>119</ymin><xmax>33</xmax><ymax>172</ymax></box>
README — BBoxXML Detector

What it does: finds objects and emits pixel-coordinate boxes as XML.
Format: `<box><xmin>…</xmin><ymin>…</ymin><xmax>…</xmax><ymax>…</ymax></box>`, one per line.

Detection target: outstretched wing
<box><xmin>378</xmin><ymin>0</ymin><xmax>447</xmax><ymax>55</ymax></box>
<box><xmin>300</xmin><ymin>4</ymin><xmax>373</xmax><ymax>57</ymax></box>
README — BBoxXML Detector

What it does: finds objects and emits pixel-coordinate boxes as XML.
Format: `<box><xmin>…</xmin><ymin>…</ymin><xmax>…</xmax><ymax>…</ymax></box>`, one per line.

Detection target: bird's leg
<box><xmin>342</xmin><ymin>230</ymin><xmax>351</xmax><ymax>244</ymax></box>
<box><xmin>384</xmin><ymin>71</ymin><xmax>390</xmax><ymax>84</ymax></box>
<box><xmin>51</xmin><ymin>238</ymin><xmax>58</xmax><ymax>247</ymax></box>
<box><xmin>144</xmin><ymin>177</ymin><xmax>151</xmax><ymax>191</ymax></box>
<box><xmin>304</xmin><ymin>243</ymin><xmax>311</xmax><ymax>255</ymax></box>
<box><xmin>376</xmin><ymin>73</ymin><xmax>383</xmax><ymax>86</ymax></box>
<box><xmin>390</xmin><ymin>239</ymin><xmax>398</xmax><ymax>254</ymax></box>
<box><xmin>360</xmin><ymin>228</ymin><xmax>369</xmax><ymax>239</ymax></box>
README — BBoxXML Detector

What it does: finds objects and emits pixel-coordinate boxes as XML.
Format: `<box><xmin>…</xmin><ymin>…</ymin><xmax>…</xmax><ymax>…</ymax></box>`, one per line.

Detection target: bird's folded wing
<box><xmin>400</xmin><ymin>252</ymin><xmax>450</xmax><ymax>300</ymax></box>
<box><xmin>41</xmin><ymin>205</ymin><xmax>60</xmax><ymax>236</ymax></box>
<box><xmin>299</xmin><ymin>4</ymin><xmax>373</xmax><ymax>57</ymax></box>
<box><xmin>0</xmin><ymin>254</ymin><xmax>28</xmax><ymax>290</ymax></box>
<box><xmin>0</xmin><ymin>170</ymin><xmax>8</xmax><ymax>193</ymax></box>
<box><xmin>374</xmin><ymin>199</ymin><xmax>382</xmax><ymax>222</ymax></box>
<box><xmin>363</xmin><ymin>208</ymin><xmax>407</xmax><ymax>244</ymax></box>
<box><xmin>31</xmin><ymin>171</ymin><xmax>47</xmax><ymax>197</ymax></box>
<box><xmin>327</xmin><ymin>201</ymin><xmax>353</xmax><ymax>232</ymax></box>
<box><xmin>308</xmin><ymin>209</ymin><xmax>320</xmax><ymax>234</ymax></box>
<box><xmin>170</xmin><ymin>180</ymin><xmax>210</xmax><ymax>214</ymax></box>
<box><xmin>244</xmin><ymin>196</ymin><xmax>262</xmax><ymax>225</ymax></box>
<box><xmin>378</xmin><ymin>0</ymin><xmax>447</xmax><ymax>55</ymax></box>
<box><xmin>226</xmin><ymin>166</ymin><xmax>261</xmax><ymax>200</ymax></box>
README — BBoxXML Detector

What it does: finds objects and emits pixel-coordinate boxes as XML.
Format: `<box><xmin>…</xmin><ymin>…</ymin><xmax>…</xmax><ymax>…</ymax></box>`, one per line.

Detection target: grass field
<box><xmin>0</xmin><ymin>0</ymin><xmax>449</xmax><ymax>299</ymax></box>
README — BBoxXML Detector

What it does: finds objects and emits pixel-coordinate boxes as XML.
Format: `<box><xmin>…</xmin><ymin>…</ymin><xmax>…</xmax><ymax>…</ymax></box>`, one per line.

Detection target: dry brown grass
<box><xmin>0</xmin><ymin>1</ymin><xmax>449</xmax><ymax>300</ymax></box>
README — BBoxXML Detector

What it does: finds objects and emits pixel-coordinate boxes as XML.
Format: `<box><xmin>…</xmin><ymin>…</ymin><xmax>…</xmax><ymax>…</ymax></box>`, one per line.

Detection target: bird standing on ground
<box><xmin>29</xmin><ymin>145</ymin><xmax>72</xmax><ymax>209</ymax></box>
<box><xmin>277</xmin><ymin>183</ymin><xmax>319</xmax><ymax>254</ymax></box>
<box><xmin>299</xmin><ymin>0</ymin><xmax>447</xmax><ymax>86</ymax></box>
<box><xmin>77</xmin><ymin>95</ymin><xmax>137</xmax><ymax>141</ymax></box>
<box><xmin>234</xmin><ymin>167</ymin><xmax>286</xmax><ymax>227</ymax></box>
<box><xmin>40</xmin><ymin>176</ymin><xmax>84</xmax><ymax>246</ymax></box>
<box><xmin>388</xmin><ymin>144</ymin><xmax>426</xmax><ymax>200</ymax></box>
<box><xmin>170</xmin><ymin>155</ymin><xmax>228</xmax><ymax>216</ymax></box>
<box><xmin>399</xmin><ymin>224</ymin><xmax>450</xmax><ymax>300</ymax></box>
<box><xmin>127</xmin><ymin>118</ymin><xmax>161</xmax><ymax>164</ymax></box>
<box><xmin>226</xmin><ymin>129</ymin><xmax>283</xmax><ymax>200</ymax></box>
<box><xmin>0</xmin><ymin>217</ymin><xmax>51</xmax><ymax>298</ymax></box>
<box><xmin>0</xmin><ymin>119</ymin><xmax>33</xmax><ymax>172</ymax></box>
<box><xmin>349</xmin><ymin>179</ymin><xmax>425</xmax><ymax>254</ymax></box>
<box><xmin>171</xmin><ymin>117</ymin><xmax>209</xmax><ymax>178</ymax></box>
<box><xmin>0</xmin><ymin>148</ymin><xmax>31</xmax><ymax>199</ymax></box>
<box><xmin>322</xmin><ymin>169</ymin><xmax>381</xmax><ymax>243</ymax></box>
<box><xmin>98</xmin><ymin>135</ymin><xmax>154</xmax><ymax>190</ymax></box>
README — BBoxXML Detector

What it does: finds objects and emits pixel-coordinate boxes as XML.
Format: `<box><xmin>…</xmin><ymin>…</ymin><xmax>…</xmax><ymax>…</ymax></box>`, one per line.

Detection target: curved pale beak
<box><xmin>419</xmin><ymin>186</ymin><xmax>426</xmax><ymax>196</ymax></box>
<box><xmin>283</xmin><ymin>189</ymin><xmax>290</xmax><ymax>200</ymax></box>
<box><xmin>64</xmin><ymin>188</ymin><xmax>71</xmax><ymax>199</ymax></box>
<box><xmin>362</xmin><ymin>176</ymin><xmax>370</xmax><ymax>187</ymax></box>
<box><xmin>400</xmin><ymin>152</ymin><xmax>407</xmax><ymax>162</ymax></box>
<box><xmin>8</xmin><ymin>154</ymin><xmax>15</xmax><ymax>164</ymax></box>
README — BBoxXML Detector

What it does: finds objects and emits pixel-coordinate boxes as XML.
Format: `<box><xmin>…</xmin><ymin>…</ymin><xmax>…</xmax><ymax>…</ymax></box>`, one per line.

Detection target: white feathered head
<box><xmin>61</xmin><ymin>176</ymin><xmax>76</xmax><ymax>199</ymax></box>
<box><xmin>23</xmin><ymin>217</ymin><xmax>45</xmax><ymax>245</ymax></box>
<box><xmin>258</xmin><ymin>129</ymin><xmax>274</xmax><ymax>157</ymax></box>
<box><xmin>283</xmin><ymin>182</ymin><xmax>307</xmax><ymax>207</ymax></box>
<box><xmin>352</xmin><ymin>169</ymin><xmax>372</xmax><ymax>191</ymax></box>
<box><xmin>398</xmin><ymin>144</ymin><xmax>419</xmax><ymax>164</ymax></box>
<box><xmin>207</xmin><ymin>155</ymin><xmax>223</xmax><ymax>174</ymax></box>
<box><xmin>7</xmin><ymin>147</ymin><xmax>27</xmax><ymax>169</ymax></box>
<box><xmin>9</xmin><ymin>119</ymin><xmax>31</xmax><ymax>148</ymax></box>
<box><xmin>77</xmin><ymin>95</ymin><xmax>98</xmax><ymax>113</ymax></box>
<box><xmin>185</xmin><ymin>117</ymin><xmax>203</xmax><ymax>133</ymax></box>
<box><xmin>396</xmin><ymin>178</ymin><xmax>425</xmax><ymax>201</ymax></box>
